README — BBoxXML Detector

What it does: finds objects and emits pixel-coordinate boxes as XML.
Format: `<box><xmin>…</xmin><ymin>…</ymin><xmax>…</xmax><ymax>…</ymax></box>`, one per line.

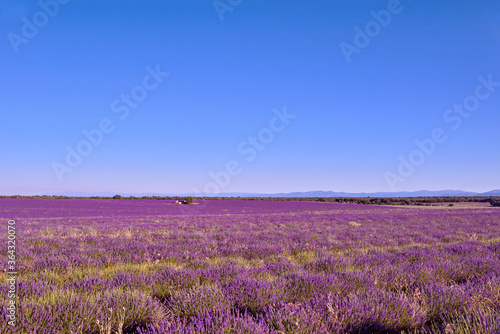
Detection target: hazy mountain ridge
<box><xmin>32</xmin><ymin>189</ymin><xmax>500</xmax><ymax>198</ymax></box>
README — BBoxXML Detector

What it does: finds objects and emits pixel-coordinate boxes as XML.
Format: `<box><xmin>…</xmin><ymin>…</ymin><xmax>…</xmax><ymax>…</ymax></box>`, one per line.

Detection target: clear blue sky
<box><xmin>1</xmin><ymin>0</ymin><xmax>499</xmax><ymax>195</ymax></box>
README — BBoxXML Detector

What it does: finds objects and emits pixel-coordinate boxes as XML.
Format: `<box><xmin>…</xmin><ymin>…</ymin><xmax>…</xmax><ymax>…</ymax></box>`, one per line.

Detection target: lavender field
<box><xmin>2</xmin><ymin>198</ymin><xmax>500</xmax><ymax>334</ymax></box>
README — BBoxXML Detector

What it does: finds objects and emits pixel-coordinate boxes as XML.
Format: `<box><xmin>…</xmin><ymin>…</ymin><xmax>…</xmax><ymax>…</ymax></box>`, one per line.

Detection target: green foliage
<box><xmin>113</xmin><ymin>195</ymin><xmax>122</xmax><ymax>199</ymax></box>
<box><xmin>489</xmin><ymin>198</ymin><xmax>500</xmax><ymax>207</ymax></box>
<box><xmin>185</xmin><ymin>196</ymin><xmax>194</xmax><ymax>204</ymax></box>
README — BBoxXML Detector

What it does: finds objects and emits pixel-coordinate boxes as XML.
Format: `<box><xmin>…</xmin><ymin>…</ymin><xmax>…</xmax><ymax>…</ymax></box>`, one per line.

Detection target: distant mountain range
<box><xmin>31</xmin><ymin>189</ymin><xmax>500</xmax><ymax>198</ymax></box>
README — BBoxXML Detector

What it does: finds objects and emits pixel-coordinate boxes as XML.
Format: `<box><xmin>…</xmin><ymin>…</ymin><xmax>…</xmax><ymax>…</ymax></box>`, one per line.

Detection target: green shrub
<box><xmin>489</xmin><ymin>198</ymin><xmax>500</xmax><ymax>207</ymax></box>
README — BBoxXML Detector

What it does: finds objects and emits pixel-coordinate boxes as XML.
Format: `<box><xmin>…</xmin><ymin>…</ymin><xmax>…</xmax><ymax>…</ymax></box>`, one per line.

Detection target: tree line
<box><xmin>1</xmin><ymin>195</ymin><xmax>499</xmax><ymax>207</ymax></box>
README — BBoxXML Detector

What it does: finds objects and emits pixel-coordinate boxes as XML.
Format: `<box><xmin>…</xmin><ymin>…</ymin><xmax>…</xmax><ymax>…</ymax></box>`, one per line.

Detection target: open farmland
<box><xmin>1</xmin><ymin>198</ymin><xmax>500</xmax><ymax>333</ymax></box>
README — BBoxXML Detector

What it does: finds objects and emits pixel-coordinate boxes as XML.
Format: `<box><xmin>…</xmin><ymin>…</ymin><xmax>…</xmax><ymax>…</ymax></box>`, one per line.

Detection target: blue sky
<box><xmin>1</xmin><ymin>0</ymin><xmax>499</xmax><ymax>195</ymax></box>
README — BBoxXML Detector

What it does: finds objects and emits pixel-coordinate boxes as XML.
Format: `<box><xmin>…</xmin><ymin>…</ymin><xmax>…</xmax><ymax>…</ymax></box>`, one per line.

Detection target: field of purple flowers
<box><xmin>1</xmin><ymin>198</ymin><xmax>500</xmax><ymax>333</ymax></box>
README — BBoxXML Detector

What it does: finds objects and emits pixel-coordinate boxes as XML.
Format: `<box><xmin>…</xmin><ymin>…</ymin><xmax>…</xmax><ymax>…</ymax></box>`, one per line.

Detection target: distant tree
<box><xmin>489</xmin><ymin>198</ymin><xmax>500</xmax><ymax>207</ymax></box>
<box><xmin>113</xmin><ymin>195</ymin><xmax>122</xmax><ymax>199</ymax></box>
<box><xmin>185</xmin><ymin>196</ymin><xmax>194</xmax><ymax>204</ymax></box>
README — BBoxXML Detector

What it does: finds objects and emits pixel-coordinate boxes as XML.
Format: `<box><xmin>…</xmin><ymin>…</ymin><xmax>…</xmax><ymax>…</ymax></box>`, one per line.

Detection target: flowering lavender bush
<box><xmin>1</xmin><ymin>199</ymin><xmax>499</xmax><ymax>333</ymax></box>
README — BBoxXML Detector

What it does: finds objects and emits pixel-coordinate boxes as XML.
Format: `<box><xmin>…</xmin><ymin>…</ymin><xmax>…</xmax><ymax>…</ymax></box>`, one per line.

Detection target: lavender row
<box><xmin>0</xmin><ymin>199</ymin><xmax>499</xmax><ymax>333</ymax></box>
